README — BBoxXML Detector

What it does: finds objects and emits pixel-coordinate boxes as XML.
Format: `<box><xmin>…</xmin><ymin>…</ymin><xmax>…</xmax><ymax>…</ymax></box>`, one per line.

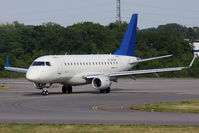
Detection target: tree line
<box><xmin>0</xmin><ymin>21</ymin><xmax>199</xmax><ymax>78</ymax></box>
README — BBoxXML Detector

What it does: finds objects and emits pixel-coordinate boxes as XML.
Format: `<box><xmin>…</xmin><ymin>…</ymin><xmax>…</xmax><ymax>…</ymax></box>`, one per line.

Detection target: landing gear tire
<box><xmin>42</xmin><ymin>90</ymin><xmax>48</xmax><ymax>95</ymax></box>
<box><xmin>100</xmin><ymin>90</ymin><xmax>105</xmax><ymax>93</ymax></box>
<box><xmin>62</xmin><ymin>86</ymin><xmax>67</xmax><ymax>94</ymax></box>
<box><xmin>68</xmin><ymin>86</ymin><xmax>72</xmax><ymax>93</ymax></box>
<box><xmin>100</xmin><ymin>87</ymin><xmax>110</xmax><ymax>94</ymax></box>
<box><xmin>62</xmin><ymin>85</ymin><xmax>72</xmax><ymax>94</ymax></box>
<box><xmin>105</xmin><ymin>87</ymin><xmax>110</xmax><ymax>93</ymax></box>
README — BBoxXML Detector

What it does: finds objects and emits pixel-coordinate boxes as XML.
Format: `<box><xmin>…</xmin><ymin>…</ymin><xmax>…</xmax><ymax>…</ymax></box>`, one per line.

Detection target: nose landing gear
<box><xmin>62</xmin><ymin>85</ymin><xmax>72</xmax><ymax>94</ymax></box>
<box><xmin>42</xmin><ymin>89</ymin><xmax>48</xmax><ymax>95</ymax></box>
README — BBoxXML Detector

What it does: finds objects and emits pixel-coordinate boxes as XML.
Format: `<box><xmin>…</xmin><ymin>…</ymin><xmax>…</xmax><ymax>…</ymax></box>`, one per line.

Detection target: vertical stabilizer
<box><xmin>113</xmin><ymin>14</ymin><xmax>138</xmax><ymax>56</ymax></box>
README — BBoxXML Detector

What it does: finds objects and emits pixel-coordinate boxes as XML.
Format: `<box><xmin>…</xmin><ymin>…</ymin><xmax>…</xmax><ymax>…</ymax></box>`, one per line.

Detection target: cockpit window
<box><xmin>32</xmin><ymin>61</ymin><xmax>51</xmax><ymax>66</ymax></box>
<box><xmin>32</xmin><ymin>61</ymin><xmax>45</xmax><ymax>66</ymax></box>
<box><xmin>46</xmin><ymin>62</ymin><xmax>51</xmax><ymax>66</ymax></box>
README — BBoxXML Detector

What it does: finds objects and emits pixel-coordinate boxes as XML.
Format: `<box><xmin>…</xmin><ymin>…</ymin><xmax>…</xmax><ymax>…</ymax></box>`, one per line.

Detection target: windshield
<box><xmin>32</xmin><ymin>61</ymin><xmax>51</xmax><ymax>66</ymax></box>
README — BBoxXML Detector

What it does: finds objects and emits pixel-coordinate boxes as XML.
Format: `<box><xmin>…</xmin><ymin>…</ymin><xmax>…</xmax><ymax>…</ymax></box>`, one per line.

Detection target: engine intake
<box><xmin>92</xmin><ymin>76</ymin><xmax>111</xmax><ymax>90</ymax></box>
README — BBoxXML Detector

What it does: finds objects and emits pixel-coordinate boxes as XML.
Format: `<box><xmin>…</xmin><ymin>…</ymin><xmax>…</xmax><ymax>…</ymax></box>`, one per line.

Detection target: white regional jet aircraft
<box><xmin>5</xmin><ymin>14</ymin><xmax>197</xmax><ymax>95</ymax></box>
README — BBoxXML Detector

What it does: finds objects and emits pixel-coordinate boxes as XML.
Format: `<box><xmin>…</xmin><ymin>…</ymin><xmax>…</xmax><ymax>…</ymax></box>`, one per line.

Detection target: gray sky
<box><xmin>0</xmin><ymin>0</ymin><xmax>198</xmax><ymax>29</ymax></box>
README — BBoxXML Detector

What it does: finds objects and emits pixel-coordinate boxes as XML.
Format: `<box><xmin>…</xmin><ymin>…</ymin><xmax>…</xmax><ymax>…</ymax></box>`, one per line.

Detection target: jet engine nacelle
<box><xmin>92</xmin><ymin>76</ymin><xmax>111</xmax><ymax>90</ymax></box>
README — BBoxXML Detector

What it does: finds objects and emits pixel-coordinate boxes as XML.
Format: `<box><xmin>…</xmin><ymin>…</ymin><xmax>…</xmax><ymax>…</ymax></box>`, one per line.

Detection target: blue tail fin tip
<box><xmin>113</xmin><ymin>14</ymin><xmax>138</xmax><ymax>56</ymax></box>
<box><xmin>6</xmin><ymin>56</ymin><xmax>9</xmax><ymax>67</ymax></box>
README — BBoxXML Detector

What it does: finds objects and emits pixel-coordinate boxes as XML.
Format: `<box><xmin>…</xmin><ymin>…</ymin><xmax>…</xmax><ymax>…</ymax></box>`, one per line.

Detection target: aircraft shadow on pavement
<box><xmin>23</xmin><ymin>88</ymin><xmax>123</xmax><ymax>97</ymax></box>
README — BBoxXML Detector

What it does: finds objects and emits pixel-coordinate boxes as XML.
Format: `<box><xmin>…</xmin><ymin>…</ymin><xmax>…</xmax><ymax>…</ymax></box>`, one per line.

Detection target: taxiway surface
<box><xmin>0</xmin><ymin>79</ymin><xmax>199</xmax><ymax>125</ymax></box>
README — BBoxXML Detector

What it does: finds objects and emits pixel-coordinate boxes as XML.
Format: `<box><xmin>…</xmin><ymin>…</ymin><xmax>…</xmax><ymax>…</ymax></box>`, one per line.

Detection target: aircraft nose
<box><xmin>26</xmin><ymin>70</ymin><xmax>40</xmax><ymax>82</ymax></box>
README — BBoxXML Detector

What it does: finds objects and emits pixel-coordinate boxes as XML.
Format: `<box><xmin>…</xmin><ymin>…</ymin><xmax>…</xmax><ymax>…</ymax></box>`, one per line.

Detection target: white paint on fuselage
<box><xmin>26</xmin><ymin>54</ymin><xmax>138</xmax><ymax>85</ymax></box>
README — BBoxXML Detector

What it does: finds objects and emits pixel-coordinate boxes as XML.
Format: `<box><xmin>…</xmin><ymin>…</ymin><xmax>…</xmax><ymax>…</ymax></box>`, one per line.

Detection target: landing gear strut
<box><xmin>38</xmin><ymin>83</ymin><xmax>52</xmax><ymax>96</ymax></box>
<box><xmin>42</xmin><ymin>89</ymin><xmax>48</xmax><ymax>95</ymax></box>
<box><xmin>62</xmin><ymin>85</ymin><xmax>72</xmax><ymax>94</ymax></box>
<box><xmin>100</xmin><ymin>87</ymin><xmax>110</xmax><ymax>94</ymax></box>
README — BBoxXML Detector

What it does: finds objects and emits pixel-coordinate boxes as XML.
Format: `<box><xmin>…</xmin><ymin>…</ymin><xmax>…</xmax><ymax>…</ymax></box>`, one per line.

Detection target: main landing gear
<box><xmin>99</xmin><ymin>87</ymin><xmax>110</xmax><ymax>94</ymax></box>
<box><xmin>62</xmin><ymin>85</ymin><xmax>73</xmax><ymax>94</ymax></box>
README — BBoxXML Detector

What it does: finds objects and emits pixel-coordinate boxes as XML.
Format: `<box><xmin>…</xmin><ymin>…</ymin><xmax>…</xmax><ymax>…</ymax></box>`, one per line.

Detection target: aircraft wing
<box><xmin>110</xmin><ymin>56</ymin><xmax>195</xmax><ymax>77</ymax></box>
<box><xmin>110</xmin><ymin>67</ymin><xmax>184</xmax><ymax>77</ymax></box>
<box><xmin>86</xmin><ymin>56</ymin><xmax>196</xmax><ymax>79</ymax></box>
<box><xmin>4</xmin><ymin>56</ymin><xmax>27</xmax><ymax>73</ymax></box>
<box><xmin>5</xmin><ymin>66</ymin><xmax>27</xmax><ymax>73</ymax></box>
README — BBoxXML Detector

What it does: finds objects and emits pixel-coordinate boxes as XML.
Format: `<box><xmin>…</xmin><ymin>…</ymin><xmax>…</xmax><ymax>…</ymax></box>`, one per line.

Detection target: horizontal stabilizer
<box><xmin>130</xmin><ymin>54</ymin><xmax>172</xmax><ymax>64</ymax></box>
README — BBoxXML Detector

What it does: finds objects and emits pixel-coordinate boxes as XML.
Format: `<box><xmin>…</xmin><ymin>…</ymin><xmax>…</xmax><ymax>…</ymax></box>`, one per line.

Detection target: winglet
<box><xmin>5</xmin><ymin>56</ymin><xmax>9</xmax><ymax>67</ymax></box>
<box><xmin>187</xmin><ymin>55</ymin><xmax>196</xmax><ymax>68</ymax></box>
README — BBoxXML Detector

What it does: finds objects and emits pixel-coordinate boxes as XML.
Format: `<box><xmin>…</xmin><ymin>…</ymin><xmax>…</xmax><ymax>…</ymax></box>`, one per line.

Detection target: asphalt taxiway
<box><xmin>0</xmin><ymin>78</ymin><xmax>199</xmax><ymax>125</ymax></box>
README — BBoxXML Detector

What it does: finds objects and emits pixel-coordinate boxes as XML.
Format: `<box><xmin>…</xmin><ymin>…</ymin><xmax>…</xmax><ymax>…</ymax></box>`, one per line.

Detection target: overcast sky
<box><xmin>0</xmin><ymin>0</ymin><xmax>198</xmax><ymax>29</ymax></box>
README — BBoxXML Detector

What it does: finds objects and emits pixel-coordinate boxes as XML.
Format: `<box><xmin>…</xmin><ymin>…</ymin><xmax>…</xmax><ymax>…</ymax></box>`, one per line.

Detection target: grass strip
<box><xmin>0</xmin><ymin>85</ymin><xmax>11</xmax><ymax>90</ymax></box>
<box><xmin>0</xmin><ymin>123</ymin><xmax>199</xmax><ymax>133</ymax></box>
<box><xmin>132</xmin><ymin>100</ymin><xmax>199</xmax><ymax>113</ymax></box>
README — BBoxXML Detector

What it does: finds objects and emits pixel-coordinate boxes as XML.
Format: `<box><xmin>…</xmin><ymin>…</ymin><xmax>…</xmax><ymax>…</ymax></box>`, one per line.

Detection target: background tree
<box><xmin>0</xmin><ymin>21</ymin><xmax>198</xmax><ymax>78</ymax></box>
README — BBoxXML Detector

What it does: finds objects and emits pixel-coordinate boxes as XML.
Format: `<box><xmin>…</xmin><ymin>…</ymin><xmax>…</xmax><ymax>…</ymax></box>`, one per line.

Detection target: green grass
<box><xmin>0</xmin><ymin>85</ymin><xmax>11</xmax><ymax>90</ymax></box>
<box><xmin>132</xmin><ymin>100</ymin><xmax>199</xmax><ymax>113</ymax></box>
<box><xmin>0</xmin><ymin>124</ymin><xmax>199</xmax><ymax>133</ymax></box>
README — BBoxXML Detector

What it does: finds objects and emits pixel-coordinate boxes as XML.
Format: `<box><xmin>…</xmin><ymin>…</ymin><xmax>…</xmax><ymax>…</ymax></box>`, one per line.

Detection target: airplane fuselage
<box><xmin>26</xmin><ymin>54</ymin><xmax>138</xmax><ymax>85</ymax></box>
